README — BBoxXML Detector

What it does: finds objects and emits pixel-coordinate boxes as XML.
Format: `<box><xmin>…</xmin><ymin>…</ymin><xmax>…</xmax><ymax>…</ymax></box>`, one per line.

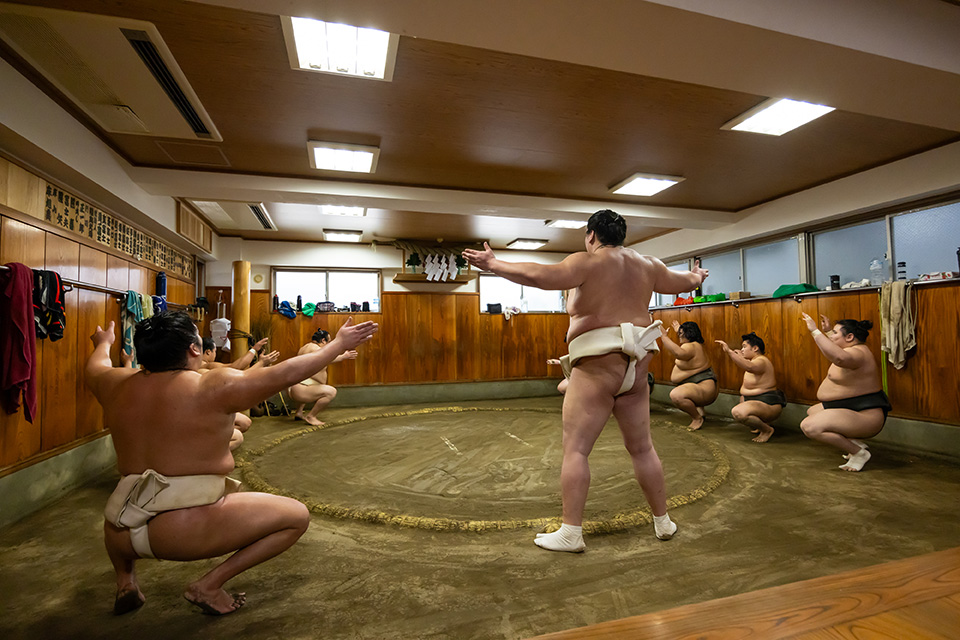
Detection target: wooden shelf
<box><xmin>393</xmin><ymin>272</ymin><xmax>477</xmax><ymax>284</ymax></box>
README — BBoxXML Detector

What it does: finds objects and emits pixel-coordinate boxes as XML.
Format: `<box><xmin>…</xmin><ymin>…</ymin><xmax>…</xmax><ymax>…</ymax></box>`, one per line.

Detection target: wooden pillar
<box><xmin>232</xmin><ymin>260</ymin><xmax>250</xmax><ymax>354</ymax></box>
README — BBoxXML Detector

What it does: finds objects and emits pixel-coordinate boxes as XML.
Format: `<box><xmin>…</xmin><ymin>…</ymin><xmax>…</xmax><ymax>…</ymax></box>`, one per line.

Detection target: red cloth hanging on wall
<box><xmin>0</xmin><ymin>263</ymin><xmax>38</xmax><ymax>423</ymax></box>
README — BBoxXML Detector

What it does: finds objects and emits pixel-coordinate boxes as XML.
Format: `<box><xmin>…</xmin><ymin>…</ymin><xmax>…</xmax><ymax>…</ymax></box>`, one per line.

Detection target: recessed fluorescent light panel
<box><xmin>506</xmin><ymin>239</ymin><xmax>548</xmax><ymax>250</ymax></box>
<box><xmin>282</xmin><ymin>16</ymin><xmax>399</xmax><ymax>81</ymax></box>
<box><xmin>308</xmin><ymin>141</ymin><xmax>380</xmax><ymax>173</ymax></box>
<box><xmin>722</xmin><ymin>98</ymin><xmax>835</xmax><ymax>136</ymax></box>
<box><xmin>545</xmin><ymin>219</ymin><xmax>587</xmax><ymax>230</ymax></box>
<box><xmin>611</xmin><ymin>173</ymin><xmax>684</xmax><ymax>197</ymax></box>
<box><xmin>188</xmin><ymin>200</ymin><xmax>232</xmax><ymax>224</ymax></box>
<box><xmin>319</xmin><ymin>205</ymin><xmax>365</xmax><ymax>217</ymax></box>
<box><xmin>323</xmin><ymin>229</ymin><xmax>362</xmax><ymax>242</ymax></box>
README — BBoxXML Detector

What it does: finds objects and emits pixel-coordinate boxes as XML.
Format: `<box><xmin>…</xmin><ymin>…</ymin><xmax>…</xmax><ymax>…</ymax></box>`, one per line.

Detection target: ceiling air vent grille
<box><xmin>248</xmin><ymin>204</ymin><xmax>276</xmax><ymax>230</ymax></box>
<box><xmin>121</xmin><ymin>28</ymin><xmax>210</xmax><ymax>137</ymax></box>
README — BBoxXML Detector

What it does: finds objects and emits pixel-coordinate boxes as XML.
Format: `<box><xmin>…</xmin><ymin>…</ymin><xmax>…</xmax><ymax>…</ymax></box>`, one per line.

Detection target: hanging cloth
<box><xmin>140</xmin><ymin>292</ymin><xmax>154</xmax><ymax>319</ymax></box>
<box><xmin>32</xmin><ymin>269</ymin><xmax>66</xmax><ymax>341</ymax></box>
<box><xmin>123</xmin><ymin>290</ymin><xmax>144</xmax><ymax>366</ymax></box>
<box><xmin>880</xmin><ymin>281</ymin><xmax>916</xmax><ymax>369</ymax></box>
<box><xmin>1</xmin><ymin>263</ymin><xmax>38</xmax><ymax>423</ymax></box>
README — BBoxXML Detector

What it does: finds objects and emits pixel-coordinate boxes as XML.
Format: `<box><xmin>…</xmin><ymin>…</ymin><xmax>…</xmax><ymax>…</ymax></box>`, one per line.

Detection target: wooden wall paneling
<box><xmin>718</xmin><ymin>304</ymin><xmax>750</xmax><ymax>392</ymax></box>
<box><xmin>76</xmin><ymin>245</ymin><xmax>108</xmax><ymax>437</ymax></box>
<box><xmin>548</xmin><ymin>314</ymin><xmax>569</xmax><ymax>377</ymax></box>
<box><xmin>0</xmin><ymin>157</ymin><xmax>8</xmax><ymax>204</ymax></box>
<box><xmin>404</xmin><ymin>294</ymin><xmax>435</xmax><ymax>382</ymax></box>
<box><xmin>347</xmin><ymin>312</ymin><xmax>384</xmax><ymax>386</ymax></box>
<box><xmin>516</xmin><ymin>314</ymin><xmax>548</xmax><ymax>378</ymax></box>
<box><xmin>4</xmin><ymin>161</ymin><xmax>45</xmax><ymax>219</ymax></box>
<box><xmin>381</xmin><ymin>293</ymin><xmax>411</xmax><ymax>383</ymax></box>
<box><xmin>478</xmin><ymin>314</ymin><xmax>504</xmax><ymax>380</ymax></box>
<box><xmin>816</xmin><ymin>292</ymin><xmax>867</xmax><ymax>384</ymax></box>
<box><xmin>76</xmin><ymin>290</ymin><xmax>107</xmax><ymax>438</ymax></box>
<box><xmin>500</xmin><ymin>313</ymin><xmax>524</xmax><ymax>378</ymax></box>
<box><xmin>40</xmin><ymin>234</ymin><xmax>80</xmax><ymax>451</ymax></box>
<box><xmin>127</xmin><ymin>265</ymin><xmax>152</xmax><ymax>296</ymax></box>
<box><xmin>748</xmin><ymin>300</ymin><xmax>785</xmax><ymax>392</ymax></box>
<box><xmin>430</xmin><ymin>294</ymin><xmax>458</xmax><ymax>382</ymax></box>
<box><xmin>1</xmin><ymin>216</ymin><xmax>46</xmax><ymax>267</ymax></box>
<box><xmin>167</xmin><ymin>277</ymin><xmax>195</xmax><ymax>306</ymax></box>
<box><xmin>456</xmin><ymin>295</ymin><xmax>480</xmax><ymax>381</ymax></box>
<box><xmin>892</xmin><ymin>285</ymin><xmax>960</xmax><ymax>423</ymax></box>
<box><xmin>691</xmin><ymin>305</ymin><xmax>725</xmax><ymax>387</ymax></box>
<box><xmin>268</xmin><ymin>308</ymin><xmax>303</xmax><ymax>366</ymax></box>
<box><xmin>779</xmin><ymin>297</ymin><xmax>822</xmax><ymax>403</ymax></box>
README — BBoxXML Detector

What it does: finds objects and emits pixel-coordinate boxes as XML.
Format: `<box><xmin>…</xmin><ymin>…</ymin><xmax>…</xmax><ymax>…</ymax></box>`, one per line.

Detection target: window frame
<box><xmin>271</xmin><ymin>267</ymin><xmax>382</xmax><ymax>309</ymax></box>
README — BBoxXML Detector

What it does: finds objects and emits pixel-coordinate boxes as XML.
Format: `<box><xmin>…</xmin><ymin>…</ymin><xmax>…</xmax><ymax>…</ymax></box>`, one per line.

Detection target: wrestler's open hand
<box><xmin>337</xmin><ymin>350</ymin><xmax>359</xmax><ymax>362</ymax></box>
<box><xmin>715</xmin><ymin>339</ymin><xmax>730</xmax><ymax>352</ymax></box>
<box><xmin>259</xmin><ymin>349</ymin><xmax>280</xmax><ymax>366</ymax></box>
<box><xmin>671</xmin><ymin>320</ymin><xmax>681</xmax><ymax>333</ymax></box>
<box><xmin>91</xmin><ymin>321</ymin><xmax>116</xmax><ymax>348</ymax></box>
<box><xmin>120</xmin><ymin>348</ymin><xmax>135</xmax><ymax>368</ymax></box>
<box><xmin>692</xmin><ymin>259</ymin><xmax>709</xmax><ymax>283</ymax></box>
<box><xmin>800</xmin><ymin>312</ymin><xmax>818</xmax><ymax>333</ymax></box>
<box><xmin>253</xmin><ymin>337</ymin><xmax>269</xmax><ymax>352</ymax></box>
<box><xmin>819</xmin><ymin>314</ymin><xmax>833</xmax><ymax>333</ymax></box>
<box><xmin>462</xmin><ymin>242</ymin><xmax>496</xmax><ymax>271</ymax></box>
<box><xmin>334</xmin><ymin>317</ymin><xmax>379</xmax><ymax>351</ymax></box>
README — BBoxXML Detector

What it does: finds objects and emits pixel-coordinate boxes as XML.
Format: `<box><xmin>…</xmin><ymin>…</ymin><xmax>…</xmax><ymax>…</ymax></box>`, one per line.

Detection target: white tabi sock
<box><xmin>534</xmin><ymin>523</ymin><xmax>585</xmax><ymax>553</ymax></box>
<box><xmin>654</xmin><ymin>513</ymin><xmax>677</xmax><ymax>540</ymax></box>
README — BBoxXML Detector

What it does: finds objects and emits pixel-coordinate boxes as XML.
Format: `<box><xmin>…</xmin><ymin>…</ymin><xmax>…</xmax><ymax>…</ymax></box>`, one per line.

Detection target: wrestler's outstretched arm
<box><xmin>86</xmin><ymin>321</ymin><xmax>138</xmax><ymax>399</ymax></box>
<box><xmin>715</xmin><ymin>340</ymin><xmax>763</xmax><ymax>373</ymax></box>
<box><xmin>801</xmin><ymin>313</ymin><xmax>861</xmax><ymax>368</ymax></box>
<box><xmin>205</xmin><ymin>317</ymin><xmax>378</xmax><ymax>413</ymax></box>
<box><xmin>653</xmin><ymin>258</ymin><xmax>708</xmax><ymax>294</ymax></box>
<box><xmin>462</xmin><ymin>242</ymin><xmax>587</xmax><ymax>290</ymax></box>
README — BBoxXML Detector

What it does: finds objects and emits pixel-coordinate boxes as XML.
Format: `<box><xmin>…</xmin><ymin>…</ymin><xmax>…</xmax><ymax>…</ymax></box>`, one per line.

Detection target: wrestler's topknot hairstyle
<box><xmin>312</xmin><ymin>328</ymin><xmax>331</xmax><ymax>343</ymax></box>
<box><xmin>587</xmin><ymin>209</ymin><xmax>627</xmax><ymax>246</ymax></box>
<box><xmin>741</xmin><ymin>331</ymin><xmax>765</xmax><ymax>354</ymax></box>
<box><xmin>134</xmin><ymin>311</ymin><xmax>201</xmax><ymax>372</ymax></box>
<box><xmin>201</xmin><ymin>337</ymin><xmax>216</xmax><ymax>353</ymax></box>
<box><xmin>679</xmin><ymin>321</ymin><xmax>704</xmax><ymax>343</ymax></box>
<box><xmin>835</xmin><ymin>319</ymin><xmax>872</xmax><ymax>343</ymax></box>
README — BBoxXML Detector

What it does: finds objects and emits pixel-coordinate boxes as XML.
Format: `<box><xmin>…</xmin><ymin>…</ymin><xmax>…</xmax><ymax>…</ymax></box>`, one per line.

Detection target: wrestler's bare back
<box><xmin>95</xmin><ymin>368</ymin><xmax>237</xmax><ymax>477</ymax></box>
<box><xmin>565</xmin><ymin>247</ymin><xmax>659</xmax><ymax>341</ymax></box>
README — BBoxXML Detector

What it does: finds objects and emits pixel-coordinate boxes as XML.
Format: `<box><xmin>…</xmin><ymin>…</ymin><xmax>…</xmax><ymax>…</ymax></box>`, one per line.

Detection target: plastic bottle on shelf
<box><xmin>869</xmin><ymin>259</ymin><xmax>884</xmax><ymax>286</ymax></box>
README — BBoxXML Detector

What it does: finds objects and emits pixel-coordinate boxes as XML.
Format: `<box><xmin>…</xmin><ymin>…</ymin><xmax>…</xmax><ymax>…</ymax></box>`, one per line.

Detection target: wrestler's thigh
<box><xmin>613</xmin><ymin>355</ymin><xmax>654</xmax><ymax>450</ymax></box>
<box><xmin>562</xmin><ymin>354</ymin><xmax>623</xmax><ymax>453</ymax></box>
<box><xmin>148</xmin><ymin>492</ymin><xmax>309</xmax><ymax>561</ymax></box>
<box><xmin>740</xmin><ymin>401</ymin><xmax>782</xmax><ymax>423</ymax></box>
<box><xmin>686</xmin><ymin>380</ymin><xmax>718</xmax><ymax>405</ymax></box>
<box><xmin>288</xmin><ymin>385</ymin><xmax>325</xmax><ymax>404</ymax></box>
<box><xmin>806</xmin><ymin>403</ymin><xmax>824</xmax><ymax>417</ymax></box>
<box><xmin>816</xmin><ymin>407</ymin><xmax>885</xmax><ymax>439</ymax></box>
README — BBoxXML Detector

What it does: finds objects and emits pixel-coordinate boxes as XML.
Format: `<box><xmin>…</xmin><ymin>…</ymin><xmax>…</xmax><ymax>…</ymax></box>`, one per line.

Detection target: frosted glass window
<box><xmin>275</xmin><ymin>271</ymin><xmax>326</xmax><ymax>304</ymax></box>
<box><xmin>328</xmin><ymin>272</ymin><xmax>380</xmax><ymax>311</ymax></box>
<box><xmin>744</xmin><ymin>238</ymin><xmax>800</xmax><ymax>296</ymax></box>
<box><xmin>700</xmin><ymin>250</ymin><xmax>741</xmax><ymax>296</ymax></box>
<box><xmin>275</xmin><ymin>270</ymin><xmax>380</xmax><ymax>310</ymax></box>
<box><xmin>480</xmin><ymin>275</ymin><xmax>522</xmax><ymax>311</ymax></box>
<box><xmin>522</xmin><ymin>285</ymin><xmax>564</xmax><ymax>312</ymax></box>
<box><xmin>892</xmin><ymin>202</ymin><xmax>960</xmax><ymax>278</ymax></box>
<box><xmin>812</xmin><ymin>220</ymin><xmax>886</xmax><ymax>289</ymax></box>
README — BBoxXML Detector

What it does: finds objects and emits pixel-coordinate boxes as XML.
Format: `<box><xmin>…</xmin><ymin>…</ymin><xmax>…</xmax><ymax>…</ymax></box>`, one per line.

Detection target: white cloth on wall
<box><xmin>210</xmin><ymin>317</ymin><xmax>231</xmax><ymax>351</ymax></box>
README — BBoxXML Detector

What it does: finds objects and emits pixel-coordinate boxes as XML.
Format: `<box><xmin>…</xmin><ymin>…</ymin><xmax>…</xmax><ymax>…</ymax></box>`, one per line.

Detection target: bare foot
<box><xmin>293</xmin><ymin>413</ymin><xmax>303</xmax><ymax>421</ymax></box>
<box><xmin>113</xmin><ymin>584</ymin><xmax>145</xmax><ymax>615</ymax></box>
<box><xmin>303</xmin><ymin>415</ymin><xmax>324</xmax><ymax>427</ymax></box>
<box><xmin>184</xmin><ymin>585</ymin><xmax>246</xmax><ymax>616</ymax></box>
<box><xmin>687</xmin><ymin>415</ymin><xmax>704</xmax><ymax>431</ymax></box>
<box><xmin>751</xmin><ymin>425</ymin><xmax>774</xmax><ymax>443</ymax></box>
